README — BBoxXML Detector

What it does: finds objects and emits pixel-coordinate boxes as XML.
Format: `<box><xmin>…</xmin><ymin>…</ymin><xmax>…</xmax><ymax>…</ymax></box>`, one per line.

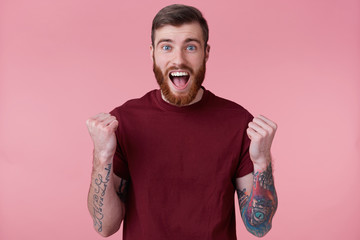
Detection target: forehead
<box><xmin>154</xmin><ymin>22</ymin><xmax>204</xmax><ymax>45</ymax></box>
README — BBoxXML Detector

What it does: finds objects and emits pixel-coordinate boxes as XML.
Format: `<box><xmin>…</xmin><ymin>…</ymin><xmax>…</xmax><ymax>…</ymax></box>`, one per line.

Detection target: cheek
<box><xmin>190</xmin><ymin>59</ymin><xmax>204</xmax><ymax>71</ymax></box>
<box><xmin>154</xmin><ymin>57</ymin><xmax>169</xmax><ymax>70</ymax></box>
<box><xmin>189</xmin><ymin>53</ymin><xmax>205</xmax><ymax>65</ymax></box>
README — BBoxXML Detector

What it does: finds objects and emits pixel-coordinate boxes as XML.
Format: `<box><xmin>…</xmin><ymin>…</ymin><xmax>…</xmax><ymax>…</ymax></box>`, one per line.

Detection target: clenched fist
<box><xmin>247</xmin><ymin>115</ymin><xmax>277</xmax><ymax>170</ymax></box>
<box><xmin>86</xmin><ymin>113</ymin><xmax>118</xmax><ymax>162</ymax></box>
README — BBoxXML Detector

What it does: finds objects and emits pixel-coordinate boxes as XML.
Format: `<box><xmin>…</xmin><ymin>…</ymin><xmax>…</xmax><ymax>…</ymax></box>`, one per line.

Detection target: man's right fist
<box><xmin>86</xmin><ymin>113</ymin><xmax>118</xmax><ymax>161</ymax></box>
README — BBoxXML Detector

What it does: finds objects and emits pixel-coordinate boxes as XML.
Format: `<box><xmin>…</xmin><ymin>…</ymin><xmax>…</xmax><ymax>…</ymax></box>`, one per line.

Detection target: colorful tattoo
<box><xmin>236</xmin><ymin>188</ymin><xmax>249</xmax><ymax>210</ymax></box>
<box><xmin>237</xmin><ymin>164</ymin><xmax>278</xmax><ymax>237</ymax></box>
<box><xmin>92</xmin><ymin>163</ymin><xmax>112</xmax><ymax>232</ymax></box>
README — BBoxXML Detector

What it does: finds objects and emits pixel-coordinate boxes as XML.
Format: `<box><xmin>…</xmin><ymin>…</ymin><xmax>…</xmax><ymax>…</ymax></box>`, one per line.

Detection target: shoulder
<box><xmin>206</xmin><ymin>90</ymin><xmax>253</xmax><ymax>121</ymax></box>
<box><xmin>110</xmin><ymin>90</ymin><xmax>157</xmax><ymax>116</ymax></box>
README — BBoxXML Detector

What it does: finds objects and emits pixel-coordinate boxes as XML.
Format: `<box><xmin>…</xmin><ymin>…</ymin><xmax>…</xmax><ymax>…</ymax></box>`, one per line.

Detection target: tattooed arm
<box><xmin>86</xmin><ymin>113</ymin><xmax>129</xmax><ymax>237</ymax></box>
<box><xmin>235</xmin><ymin>115</ymin><xmax>278</xmax><ymax>237</ymax></box>
<box><xmin>235</xmin><ymin>164</ymin><xmax>277</xmax><ymax>237</ymax></box>
<box><xmin>87</xmin><ymin>159</ymin><xmax>129</xmax><ymax>237</ymax></box>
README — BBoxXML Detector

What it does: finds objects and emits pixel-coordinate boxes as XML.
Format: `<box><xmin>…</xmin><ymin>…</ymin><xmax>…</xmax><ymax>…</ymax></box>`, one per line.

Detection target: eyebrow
<box><xmin>156</xmin><ymin>39</ymin><xmax>173</xmax><ymax>47</ymax></box>
<box><xmin>184</xmin><ymin>38</ymin><xmax>202</xmax><ymax>45</ymax></box>
<box><xmin>156</xmin><ymin>38</ymin><xmax>202</xmax><ymax>47</ymax></box>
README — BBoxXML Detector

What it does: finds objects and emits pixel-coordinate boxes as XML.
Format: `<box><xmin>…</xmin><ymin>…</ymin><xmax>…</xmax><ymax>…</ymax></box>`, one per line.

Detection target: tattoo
<box><xmin>253</xmin><ymin>164</ymin><xmax>274</xmax><ymax>190</ymax></box>
<box><xmin>116</xmin><ymin>178</ymin><xmax>129</xmax><ymax>202</ymax></box>
<box><xmin>249</xmin><ymin>196</ymin><xmax>273</xmax><ymax>226</ymax></box>
<box><xmin>236</xmin><ymin>188</ymin><xmax>249</xmax><ymax>211</ymax></box>
<box><xmin>92</xmin><ymin>163</ymin><xmax>112</xmax><ymax>232</ymax></box>
<box><xmin>237</xmin><ymin>163</ymin><xmax>278</xmax><ymax>237</ymax></box>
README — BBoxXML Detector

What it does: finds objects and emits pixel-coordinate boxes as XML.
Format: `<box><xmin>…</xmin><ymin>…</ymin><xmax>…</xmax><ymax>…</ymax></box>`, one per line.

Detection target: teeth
<box><xmin>170</xmin><ymin>72</ymin><xmax>189</xmax><ymax>77</ymax></box>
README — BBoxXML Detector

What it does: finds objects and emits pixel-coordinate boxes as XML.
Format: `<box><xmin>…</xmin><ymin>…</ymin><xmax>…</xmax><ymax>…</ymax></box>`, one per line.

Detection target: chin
<box><xmin>153</xmin><ymin>59</ymin><xmax>206</xmax><ymax>106</ymax></box>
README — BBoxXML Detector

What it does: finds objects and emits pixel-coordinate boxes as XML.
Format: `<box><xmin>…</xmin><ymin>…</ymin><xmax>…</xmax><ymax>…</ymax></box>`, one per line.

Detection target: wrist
<box><xmin>93</xmin><ymin>149</ymin><xmax>114</xmax><ymax>168</ymax></box>
<box><xmin>253</xmin><ymin>157</ymin><xmax>271</xmax><ymax>172</ymax></box>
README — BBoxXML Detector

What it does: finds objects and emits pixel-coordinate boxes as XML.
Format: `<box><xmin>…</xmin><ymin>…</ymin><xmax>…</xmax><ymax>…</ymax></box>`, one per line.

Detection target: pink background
<box><xmin>1</xmin><ymin>0</ymin><xmax>359</xmax><ymax>239</ymax></box>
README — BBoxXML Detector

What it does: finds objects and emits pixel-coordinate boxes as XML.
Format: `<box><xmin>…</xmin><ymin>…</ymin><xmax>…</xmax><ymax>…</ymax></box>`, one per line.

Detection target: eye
<box><xmin>162</xmin><ymin>45</ymin><xmax>171</xmax><ymax>51</ymax></box>
<box><xmin>186</xmin><ymin>45</ymin><xmax>196</xmax><ymax>51</ymax></box>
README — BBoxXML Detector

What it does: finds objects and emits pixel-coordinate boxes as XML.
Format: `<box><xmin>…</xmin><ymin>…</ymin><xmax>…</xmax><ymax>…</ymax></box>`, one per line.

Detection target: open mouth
<box><xmin>169</xmin><ymin>71</ymin><xmax>190</xmax><ymax>90</ymax></box>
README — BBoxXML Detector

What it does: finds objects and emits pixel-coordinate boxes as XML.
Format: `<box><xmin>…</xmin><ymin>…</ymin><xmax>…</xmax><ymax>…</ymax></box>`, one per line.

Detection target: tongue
<box><xmin>172</xmin><ymin>77</ymin><xmax>187</xmax><ymax>88</ymax></box>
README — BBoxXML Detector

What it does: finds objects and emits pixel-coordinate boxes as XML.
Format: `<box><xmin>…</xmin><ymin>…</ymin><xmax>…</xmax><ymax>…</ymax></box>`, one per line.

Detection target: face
<box><xmin>151</xmin><ymin>22</ymin><xmax>210</xmax><ymax>106</ymax></box>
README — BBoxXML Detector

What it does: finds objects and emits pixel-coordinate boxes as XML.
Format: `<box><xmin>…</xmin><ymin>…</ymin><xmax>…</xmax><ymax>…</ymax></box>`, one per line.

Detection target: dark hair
<box><xmin>151</xmin><ymin>4</ymin><xmax>209</xmax><ymax>47</ymax></box>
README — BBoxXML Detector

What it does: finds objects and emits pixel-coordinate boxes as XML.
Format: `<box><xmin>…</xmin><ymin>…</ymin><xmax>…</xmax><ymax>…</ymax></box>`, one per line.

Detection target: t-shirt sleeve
<box><xmin>234</xmin><ymin>112</ymin><xmax>254</xmax><ymax>178</ymax></box>
<box><xmin>110</xmin><ymin>108</ymin><xmax>131</xmax><ymax>181</ymax></box>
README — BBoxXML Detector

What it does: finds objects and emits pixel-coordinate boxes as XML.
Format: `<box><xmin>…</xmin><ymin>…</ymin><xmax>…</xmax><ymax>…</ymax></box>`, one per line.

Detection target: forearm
<box><xmin>237</xmin><ymin>163</ymin><xmax>278</xmax><ymax>237</ymax></box>
<box><xmin>87</xmin><ymin>156</ymin><xmax>124</xmax><ymax>237</ymax></box>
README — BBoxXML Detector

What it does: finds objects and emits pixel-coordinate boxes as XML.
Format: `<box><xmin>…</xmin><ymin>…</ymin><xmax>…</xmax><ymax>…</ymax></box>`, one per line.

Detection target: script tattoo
<box><xmin>92</xmin><ymin>163</ymin><xmax>112</xmax><ymax>232</ymax></box>
<box><xmin>116</xmin><ymin>178</ymin><xmax>129</xmax><ymax>203</ymax></box>
<box><xmin>237</xmin><ymin>164</ymin><xmax>278</xmax><ymax>237</ymax></box>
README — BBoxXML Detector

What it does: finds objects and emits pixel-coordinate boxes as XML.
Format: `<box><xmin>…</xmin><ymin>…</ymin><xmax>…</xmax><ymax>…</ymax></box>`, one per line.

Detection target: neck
<box><xmin>161</xmin><ymin>88</ymin><xmax>204</xmax><ymax>106</ymax></box>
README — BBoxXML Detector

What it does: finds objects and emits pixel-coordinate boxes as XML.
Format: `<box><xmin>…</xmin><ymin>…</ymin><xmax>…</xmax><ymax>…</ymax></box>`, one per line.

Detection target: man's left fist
<box><xmin>247</xmin><ymin>115</ymin><xmax>277</xmax><ymax>168</ymax></box>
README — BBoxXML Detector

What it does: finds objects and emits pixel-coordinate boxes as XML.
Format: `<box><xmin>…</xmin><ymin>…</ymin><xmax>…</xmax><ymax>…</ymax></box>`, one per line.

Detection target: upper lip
<box><xmin>169</xmin><ymin>70</ymin><xmax>190</xmax><ymax>76</ymax></box>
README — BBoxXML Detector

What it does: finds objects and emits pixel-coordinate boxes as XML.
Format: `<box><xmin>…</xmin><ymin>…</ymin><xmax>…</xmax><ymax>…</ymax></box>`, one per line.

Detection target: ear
<box><xmin>205</xmin><ymin>44</ymin><xmax>210</xmax><ymax>62</ymax></box>
<box><xmin>150</xmin><ymin>44</ymin><xmax>154</xmax><ymax>62</ymax></box>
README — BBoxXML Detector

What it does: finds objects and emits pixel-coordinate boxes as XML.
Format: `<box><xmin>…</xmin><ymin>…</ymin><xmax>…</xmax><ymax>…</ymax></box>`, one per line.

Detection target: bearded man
<box><xmin>86</xmin><ymin>4</ymin><xmax>278</xmax><ymax>239</ymax></box>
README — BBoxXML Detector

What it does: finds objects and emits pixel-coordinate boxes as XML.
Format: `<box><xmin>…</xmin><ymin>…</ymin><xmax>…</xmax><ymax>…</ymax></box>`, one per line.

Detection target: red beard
<box><xmin>153</xmin><ymin>58</ymin><xmax>206</xmax><ymax>106</ymax></box>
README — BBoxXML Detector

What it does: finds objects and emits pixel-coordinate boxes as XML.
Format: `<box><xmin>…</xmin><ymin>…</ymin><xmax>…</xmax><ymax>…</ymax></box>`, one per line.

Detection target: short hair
<box><xmin>151</xmin><ymin>4</ymin><xmax>209</xmax><ymax>47</ymax></box>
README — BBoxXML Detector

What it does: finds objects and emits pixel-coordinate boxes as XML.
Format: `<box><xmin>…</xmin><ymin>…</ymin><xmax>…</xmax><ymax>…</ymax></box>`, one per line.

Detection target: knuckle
<box><xmin>90</xmin><ymin>120</ymin><xmax>98</xmax><ymax>128</ymax></box>
<box><xmin>93</xmin><ymin>120</ymin><xmax>100</xmax><ymax>127</ymax></box>
<box><xmin>252</xmin><ymin>134</ymin><xmax>261</xmax><ymax>141</ymax></box>
<box><xmin>104</xmin><ymin>126</ymin><xmax>115</xmax><ymax>133</ymax></box>
<box><xmin>263</xmin><ymin>131</ymin><xmax>269</xmax><ymax>137</ymax></box>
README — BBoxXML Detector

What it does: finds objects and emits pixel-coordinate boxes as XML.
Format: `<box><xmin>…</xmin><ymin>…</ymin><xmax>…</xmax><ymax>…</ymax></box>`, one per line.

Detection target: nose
<box><xmin>171</xmin><ymin>48</ymin><xmax>186</xmax><ymax>66</ymax></box>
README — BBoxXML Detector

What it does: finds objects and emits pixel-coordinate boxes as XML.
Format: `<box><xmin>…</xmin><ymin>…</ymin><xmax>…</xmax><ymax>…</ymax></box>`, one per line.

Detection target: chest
<box><xmin>120</xmin><ymin>111</ymin><xmax>244</xmax><ymax>182</ymax></box>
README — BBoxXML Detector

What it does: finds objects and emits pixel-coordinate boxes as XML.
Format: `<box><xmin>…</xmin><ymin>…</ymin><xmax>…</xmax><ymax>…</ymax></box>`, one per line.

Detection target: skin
<box><xmin>150</xmin><ymin>22</ymin><xmax>210</xmax><ymax>106</ymax></box>
<box><xmin>86</xmin><ymin>113</ymin><xmax>128</xmax><ymax>237</ymax></box>
<box><xmin>86</xmin><ymin>22</ymin><xmax>277</xmax><ymax>238</ymax></box>
<box><xmin>235</xmin><ymin>115</ymin><xmax>278</xmax><ymax>237</ymax></box>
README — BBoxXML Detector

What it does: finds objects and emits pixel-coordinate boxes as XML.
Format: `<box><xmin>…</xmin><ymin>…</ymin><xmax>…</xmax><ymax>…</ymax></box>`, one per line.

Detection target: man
<box><xmin>86</xmin><ymin>4</ymin><xmax>278</xmax><ymax>239</ymax></box>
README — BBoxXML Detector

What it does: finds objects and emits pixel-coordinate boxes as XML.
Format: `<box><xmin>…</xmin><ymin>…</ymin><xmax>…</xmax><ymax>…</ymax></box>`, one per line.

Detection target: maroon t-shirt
<box><xmin>110</xmin><ymin>87</ymin><xmax>254</xmax><ymax>240</ymax></box>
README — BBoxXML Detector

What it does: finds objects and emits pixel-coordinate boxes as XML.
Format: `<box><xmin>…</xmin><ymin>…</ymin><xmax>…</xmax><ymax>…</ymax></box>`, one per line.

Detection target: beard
<box><xmin>153</xmin><ymin>58</ymin><xmax>206</xmax><ymax>106</ymax></box>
